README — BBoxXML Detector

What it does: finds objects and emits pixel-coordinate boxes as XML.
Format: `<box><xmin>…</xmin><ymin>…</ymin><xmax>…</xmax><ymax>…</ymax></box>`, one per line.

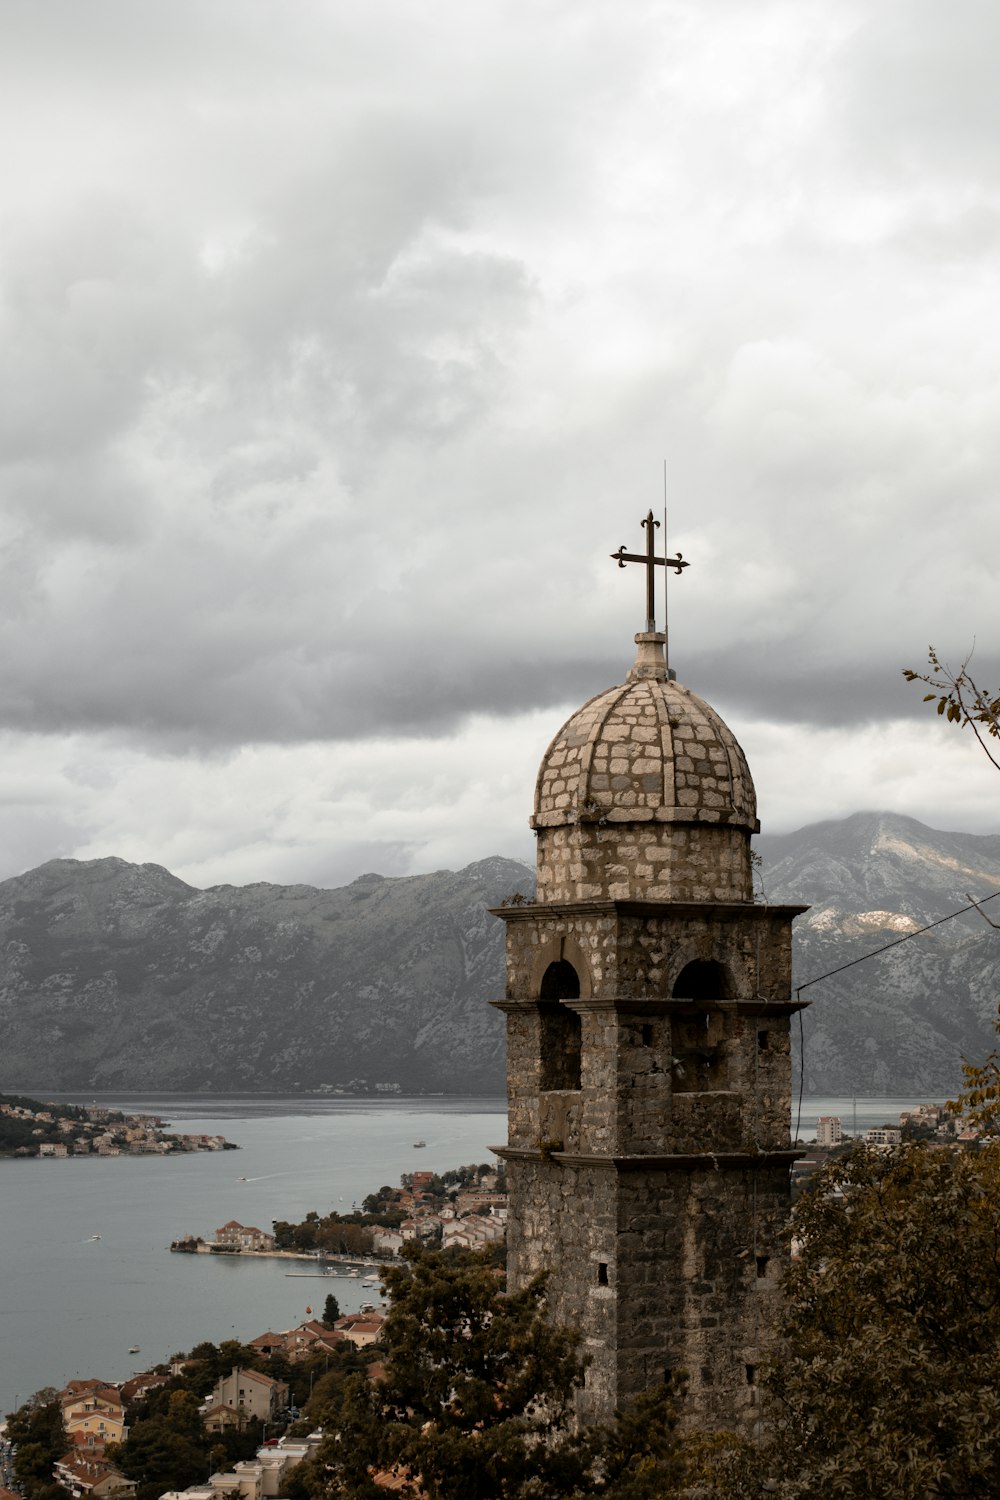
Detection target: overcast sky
<box><xmin>1</xmin><ymin>0</ymin><xmax>998</xmax><ymax>891</ymax></box>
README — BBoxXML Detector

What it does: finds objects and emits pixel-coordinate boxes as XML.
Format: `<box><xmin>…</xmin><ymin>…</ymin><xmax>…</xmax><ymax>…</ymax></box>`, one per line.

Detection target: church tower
<box><xmin>492</xmin><ymin>514</ymin><xmax>807</xmax><ymax>1429</ymax></box>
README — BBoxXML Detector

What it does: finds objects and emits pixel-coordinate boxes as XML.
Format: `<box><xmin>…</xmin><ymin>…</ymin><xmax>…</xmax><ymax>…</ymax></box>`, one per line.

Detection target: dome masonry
<box><xmin>531</xmin><ymin>631</ymin><xmax>758</xmax><ymax>904</ymax></box>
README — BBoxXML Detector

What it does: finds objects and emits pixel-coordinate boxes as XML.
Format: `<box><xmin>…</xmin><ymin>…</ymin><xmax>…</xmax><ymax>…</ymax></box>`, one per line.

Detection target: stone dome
<box><xmin>531</xmin><ymin>641</ymin><xmax>758</xmax><ymax>835</ymax></box>
<box><xmin>530</xmin><ymin>633</ymin><xmax>758</xmax><ymax>904</ymax></box>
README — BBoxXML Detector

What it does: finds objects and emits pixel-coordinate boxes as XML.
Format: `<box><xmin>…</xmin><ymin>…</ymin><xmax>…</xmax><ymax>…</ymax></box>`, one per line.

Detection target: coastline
<box><xmin>170</xmin><ymin>1244</ymin><xmax>385</xmax><ymax>1266</ymax></box>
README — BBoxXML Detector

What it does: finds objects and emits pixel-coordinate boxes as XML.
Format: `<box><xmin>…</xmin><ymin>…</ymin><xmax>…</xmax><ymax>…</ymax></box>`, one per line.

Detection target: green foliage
<box><xmin>303</xmin><ymin>1245</ymin><xmax>688</xmax><ymax>1499</ymax></box>
<box><xmin>183</xmin><ymin>1340</ymin><xmax>265</xmax><ymax>1394</ymax></box>
<box><xmin>5</xmin><ymin>1390</ymin><xmax>69</xmax><ymax>1500</ymax></box>
<box><xmin>109</xmin><ymin>1344</ymin><xmax>274</xmax><ymax>1500</ymax></box>
<box><xmin>321</xmin><ymin>1292</ymin><xmax>340</xmax><ymax>1328</ymax></box>
<box><xmin>361</xmin><ymin>1185</ymin><xmax>397</xmax><ymax>1214</ymax></box>
<box><xmin>707</xmin><ymin>1143</ymin><xmax>1000</xmax><ymax>1498</ymax></box>
<box><xmin>272</xmin><ymin>1216</ymin><xmax>375</xmax><ymax>1255</ymax></box>
<box><xmin>1</xmin><ymin>1093</ymin><xmax>95</xmax><ymax>1121</ymax></box>
<box><xmin>949</xmin><ymin>1026</ymin><xmax>1000</xmax><ymax>1136</ymax></box>
<box><xmin>110</xmin><ymin>1420</ymin><xmax>209</xmax><ymax>1500</ymax></box>
<box><xmin>588</xmin><ymin>1382</ymin><xmax>688</xmax><ymax>1499</ymax></box>
<box><xmin>297</xmin><ymin>1345</ymin><xmax>372</xmax><ymax>1427</ymax></box>
<box><xmin>904</xmin><ymin>646</ymin><xmax>1000</xmax><ymax>773</ymax></box>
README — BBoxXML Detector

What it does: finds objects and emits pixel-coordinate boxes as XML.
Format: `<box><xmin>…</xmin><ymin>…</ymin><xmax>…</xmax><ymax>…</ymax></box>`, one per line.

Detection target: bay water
<box><xmin>0</xmin><ymin>1095</ymin><xmax>506</xmax><ymax>1417</ymax></box>
<box><xmin>0</xmin><ymin>1092</ymin><xmax>938</xmax><ymax>1418</ymax></box>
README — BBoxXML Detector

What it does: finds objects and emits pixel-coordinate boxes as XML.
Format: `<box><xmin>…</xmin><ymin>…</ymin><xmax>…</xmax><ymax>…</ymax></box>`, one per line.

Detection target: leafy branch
<box><xmin>903</xmin><ymin>645</ymin><xmax>1000</xmax><ymax>774</ymax></box>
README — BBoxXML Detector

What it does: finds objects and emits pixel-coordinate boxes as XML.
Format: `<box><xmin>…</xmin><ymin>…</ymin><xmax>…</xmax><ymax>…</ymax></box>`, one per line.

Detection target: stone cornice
<box><xmin>491</xmin><ymin>996</ymin><xmax>808</xmax><ymax>1015</ymax></box>
<box><xmin>490</xmin><ymin>899</ymin><xmax>809</xmax><ymax>923</ymax></box>
<box><xmin>493</xmin><ymin>1147</ymin><xmax>804</xmax><ymax>1171</ymax></box>
<box><xmin>529</xmin><ymin>806</ymin><xmax>760</xmax><ymax>830</ymax></box>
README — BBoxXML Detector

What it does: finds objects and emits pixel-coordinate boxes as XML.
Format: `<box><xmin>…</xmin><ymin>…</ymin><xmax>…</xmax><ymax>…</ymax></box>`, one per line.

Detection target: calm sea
<box><xmin>0</xmin><ymin>1095</ymin><xmax>506</xmax><ymax>1418</ymax></box>
<box><xmin>0</xmin><ymin>1092</ymin><xmax>939</xmax><ymax>1418</ymax></box>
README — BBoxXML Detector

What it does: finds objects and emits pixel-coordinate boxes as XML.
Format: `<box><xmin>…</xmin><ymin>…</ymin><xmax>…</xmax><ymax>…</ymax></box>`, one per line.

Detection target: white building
<box><xmin>865</xmin><ymin>1126</ymin><xmax>902</xmax><ymax>1147</ymax></box>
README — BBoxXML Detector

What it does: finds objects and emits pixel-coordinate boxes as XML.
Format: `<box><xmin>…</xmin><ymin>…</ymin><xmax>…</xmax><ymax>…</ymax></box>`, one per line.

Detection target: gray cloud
<box><xmin>0</xmin><ymin>0</ymin><xmax>998</xmax><ymax>883</ymax></box>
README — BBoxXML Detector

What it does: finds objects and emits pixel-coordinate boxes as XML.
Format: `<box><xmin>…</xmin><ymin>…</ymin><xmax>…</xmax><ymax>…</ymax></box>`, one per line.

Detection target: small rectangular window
<box><xmin>757</xmin><ymin>1030</ymin><xmax>769</xmax><ymax>1050</ymax></box>
<box><xmin>745</xmin><ymin>1364</ymin><xmax>756</xmax><ymax>1385</ymax></box>
<box><xmin>755</xmin><ymin>1255</ymin><xmax>769</xmax><ymax>1278</ymax></box>
<box><xmin>641</xmin><ymin>1024</ymin><xmax>654</xmax><ymax>1046</ymax></box>
<box><xmin>597</xmin><ymin>1262</ymin><xmax>609</xmax><ymax>1286</ymax></box>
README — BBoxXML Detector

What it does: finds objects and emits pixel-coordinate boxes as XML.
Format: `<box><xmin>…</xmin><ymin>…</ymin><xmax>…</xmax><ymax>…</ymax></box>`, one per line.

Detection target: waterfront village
<box><xmin>0</xmin><ymin>1097</ymin><xmax>237</xmax><ymax>1158</ymax></box>
<box><xmin>4</xmin><ymin>1360</ymin><xmax>328</xmax><ymax>1500</ymax></box>
<box><xmin>171</xmin><ymin>1163</ymin><xmax>509</xmax><ymax>1262</ymax></box>
<box><xmin>1</xmin><ymin>1114</ymin><xmax>988</xmax><ymax>1500</ymax></box>
<box><xmin>1</xmin><ymin>1163</ymin><xmax>508</xmax><ymax>1500</ymax></box>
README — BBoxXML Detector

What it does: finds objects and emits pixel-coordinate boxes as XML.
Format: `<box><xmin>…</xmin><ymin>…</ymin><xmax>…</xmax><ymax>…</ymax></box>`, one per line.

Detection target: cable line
<box><xmin>794</xmin><ymin>888</ymin><xmax>1000</xmax><ymax>999</ymax></box>
<box><xmin>792</xmin><ymin>887</ymin><xmax>999</xmax><ymax>1143</ymax></box>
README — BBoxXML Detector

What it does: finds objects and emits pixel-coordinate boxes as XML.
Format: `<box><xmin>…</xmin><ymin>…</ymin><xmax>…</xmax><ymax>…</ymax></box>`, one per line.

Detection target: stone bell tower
<box><xmin>492</xmin><ymin>513</ymin><xmax>807</xmax><ymax>1429</ymax></box>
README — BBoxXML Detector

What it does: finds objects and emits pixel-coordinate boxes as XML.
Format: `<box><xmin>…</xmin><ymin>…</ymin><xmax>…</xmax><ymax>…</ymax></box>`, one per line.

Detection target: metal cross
<box><xmin>611</xmin><ymin>510</ymin><xmax>689</xmax><ymax>631</ymax></box>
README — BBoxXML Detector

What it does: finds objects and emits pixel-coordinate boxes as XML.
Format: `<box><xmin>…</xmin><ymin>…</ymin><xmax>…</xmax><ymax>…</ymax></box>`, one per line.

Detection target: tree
<box><xmin>933</xmin><ymin>976</ymin><xmax>1000</xmax><ymax>1140</ymax></box>
<box><xmin>707</xmin><ymin>1143</ymin><xmax>1000</xmax><ymax>1498</ymax></box>
<box><xmin>110</xmin><ymin>1389</ymin><xmax>220</xmax><ymax>1500</ymax></box>
<box><xmin>321</xmin><ymin>1292</ymin><xmax>340</xmax><ymax>1328</ymax></box>
<box><xmin>5</xmin><ymin>1389</ymin><xmax>69</xmax><ymax>1500</ymax></box>
<box><xmin>303</xmin><ymin>1246</ymin><xmax>688</xmax><ymax>1499</ymax></box>
<box><xmin>903</xmin><ymin>646</ymin><xmax>1000</xmax><ymax>773</ymax></box>
<box><xmin>297</xmin><ymin>1343</ymin><xmax>373</xmax><ymax>1429</ymax></box>
<box><xmin>589</xmin><ymin>1382</ymin><xmax>690</xmax><ymax>1500</ymax></box>
<box><xmin>109</xmin><ymin>1421</ymin><xmax>208</xmax><ymax>1500</ymax></box>
<box><xmin>182</xmin><ymin>1339</ymin><xmax>265</xmax><ymax>1394</ymax></box>
<box><xmin>320</xmin><ymin>1246</ymin><xmax>587</xmax><ymax>1498</ymax></box>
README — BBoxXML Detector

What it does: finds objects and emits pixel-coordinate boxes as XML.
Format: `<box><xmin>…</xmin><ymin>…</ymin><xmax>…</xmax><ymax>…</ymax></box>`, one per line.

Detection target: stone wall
<box><xmin>535</xmin><ymin>822</ymin><xmax>754</xmax><ymax>903</ymax></box>
<box><xmin>504</xmin><ymin>1155</ymin><xmax>621</xmax><ymax>1423</ymax></box>
<box><xmin>499</xmin><ymin>902</ymin><xmax>800</xmax><ymax>1005</ymax></box>
<box><xmin>496</xmin><ymin>893</ymin><xmax>804</xmax><ymax>1428</ymax></box>
<box><xmin>499</xmin><ymin>997</ymin><xmax>793</xmax><ymax>1159</ymax></box>
<box><xmin>503</xmin><ymin>1151</ymin><xmax>792</xmax><ymax>1429</ymax></box>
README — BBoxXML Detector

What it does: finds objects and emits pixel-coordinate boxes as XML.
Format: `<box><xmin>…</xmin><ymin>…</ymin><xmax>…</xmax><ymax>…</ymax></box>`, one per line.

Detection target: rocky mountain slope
<box><xmin>0</xmin><ymin>854</ymin><xmax>531</xmax><ymax>1095</ymax></box>
<box><xmin>757</xmin><ymin>812</ymin><xmax>1000</xmax><ymax>1095</ymax></box>
<box><xmin>0</xmin><ymin>813</ymin><xmax>997</xmax><ymax>1097</ymax></box>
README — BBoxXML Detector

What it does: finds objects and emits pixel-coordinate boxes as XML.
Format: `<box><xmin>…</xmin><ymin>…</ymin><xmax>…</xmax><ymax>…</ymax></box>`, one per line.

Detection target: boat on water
<box><xmin>128</xmin><ymin>1345</ymin><xmax>140</xmax><ymax>1354</ymax></box>
<box><xmin>86</xmin><ymin>1234</ymin><xmax>101</xmax><ymax>1242</ymax></box>
<box><xmin>363</xmin><ymin>1276</ymin><xmax>380</xmax><ymax>1286</ymax></box>
<box><xmin>348</xmin><ymin>1269</ymin><xmax>361</xmax><ymax>1278</ymax></box>
<box><xmin>413</xmin><ymin>1140</ymin><xmax>427</xmax><ymax>1148</ymax></box>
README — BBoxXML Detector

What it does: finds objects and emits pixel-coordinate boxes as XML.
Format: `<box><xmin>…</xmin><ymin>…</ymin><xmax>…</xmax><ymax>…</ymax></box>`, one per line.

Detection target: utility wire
<box><xmin>792</xmin><ymin>887</ymin><xmax>1000</xmax><ymax>1142</ymax></box>
<box><xmin>794</xmin><ymin>888</ymin><xmax>1000</xmax><ymax>998</ymax></box>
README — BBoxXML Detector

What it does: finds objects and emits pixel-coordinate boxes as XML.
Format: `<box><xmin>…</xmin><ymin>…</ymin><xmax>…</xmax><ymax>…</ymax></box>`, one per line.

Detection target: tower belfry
<box><xmin>492</xmin><ymin>516</ymin><xmax>808</xmax><ymax>1428</ymax></box>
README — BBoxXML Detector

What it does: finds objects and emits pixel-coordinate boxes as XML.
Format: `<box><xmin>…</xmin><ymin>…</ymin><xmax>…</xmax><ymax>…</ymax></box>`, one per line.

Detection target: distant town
<box><xmin>809</xmin><ymin>1100</ymin><xmax>971</xmax><ymax>1150</ymax></box>
<box><xmin>171</xmin><ymin>1162</ymin><xmax>508</xmax><ymax>1263</ymax></box>
<box><xmin>3</xmin><ymin>1161</ymin><xmax>508</xmax><ymax>1500</ymax></box>
<box><xmin>790</xmin><ymin>1100</ymin><xmax>979</xmax><ymax>1196</ymax></box>
<box><xmin>4</xmin><ymin>1346</ymin><xmax>335</xmax><ymax>1500</ymax></box>
<box><xmin>0</xmin><ymin>1094</ymin><xmax>238</xmax><ymax>1158</ymax></box>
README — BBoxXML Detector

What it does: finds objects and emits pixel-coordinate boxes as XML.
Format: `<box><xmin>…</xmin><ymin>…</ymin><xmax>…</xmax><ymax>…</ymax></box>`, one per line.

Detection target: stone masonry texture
<box><xmin>495</xmin><ymin>635</ymin><xmax>806</xmax><ymax>1432</ymax></box>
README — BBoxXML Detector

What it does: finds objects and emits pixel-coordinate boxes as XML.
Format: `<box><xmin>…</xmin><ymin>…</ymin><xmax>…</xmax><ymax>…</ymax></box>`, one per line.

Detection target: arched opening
<box><xmin>538</xmin><ymin>960</ymin><xmax>582</xmax><ymax>1091</ymax></box>
<box><xmin>671</xmin><ymin>960</ymin><xmax>730</xmax><ymax>1091</ymax></box>
<box><xmin>671</xmin><ymin>959</ymin><xmax>731</xmax><ymax>1001</ymax></box>
<box><xmin>540</xmin><ymin>960</ymin><xmax>580</xmax><ymax>1001</ymax></box>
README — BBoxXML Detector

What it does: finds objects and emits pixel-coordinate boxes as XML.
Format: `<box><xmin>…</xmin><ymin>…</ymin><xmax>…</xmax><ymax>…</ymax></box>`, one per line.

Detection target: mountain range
<box><xmin>757</xmin><ymin>812</ymin><xmax>1000</xmax><ymax>1095</ymax></box>
<box><xmin>0</xmin><ymin>812</ymin><xmax>997</xmax><ymax>1097</ymax></box>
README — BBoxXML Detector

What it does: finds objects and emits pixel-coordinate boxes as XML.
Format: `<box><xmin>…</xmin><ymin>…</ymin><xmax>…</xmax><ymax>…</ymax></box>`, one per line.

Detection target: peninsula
<box><xmin>0</xmin><ymin>1092</ymin><xmax>238</xmax><ymax>1157</ymax></box>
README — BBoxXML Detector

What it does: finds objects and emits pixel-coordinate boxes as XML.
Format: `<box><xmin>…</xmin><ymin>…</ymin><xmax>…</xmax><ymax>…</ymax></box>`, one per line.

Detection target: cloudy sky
<box><xmin>1</xmin><ymin>0</ymin><xmax>998</xmax><ymax>891</ymax></box>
